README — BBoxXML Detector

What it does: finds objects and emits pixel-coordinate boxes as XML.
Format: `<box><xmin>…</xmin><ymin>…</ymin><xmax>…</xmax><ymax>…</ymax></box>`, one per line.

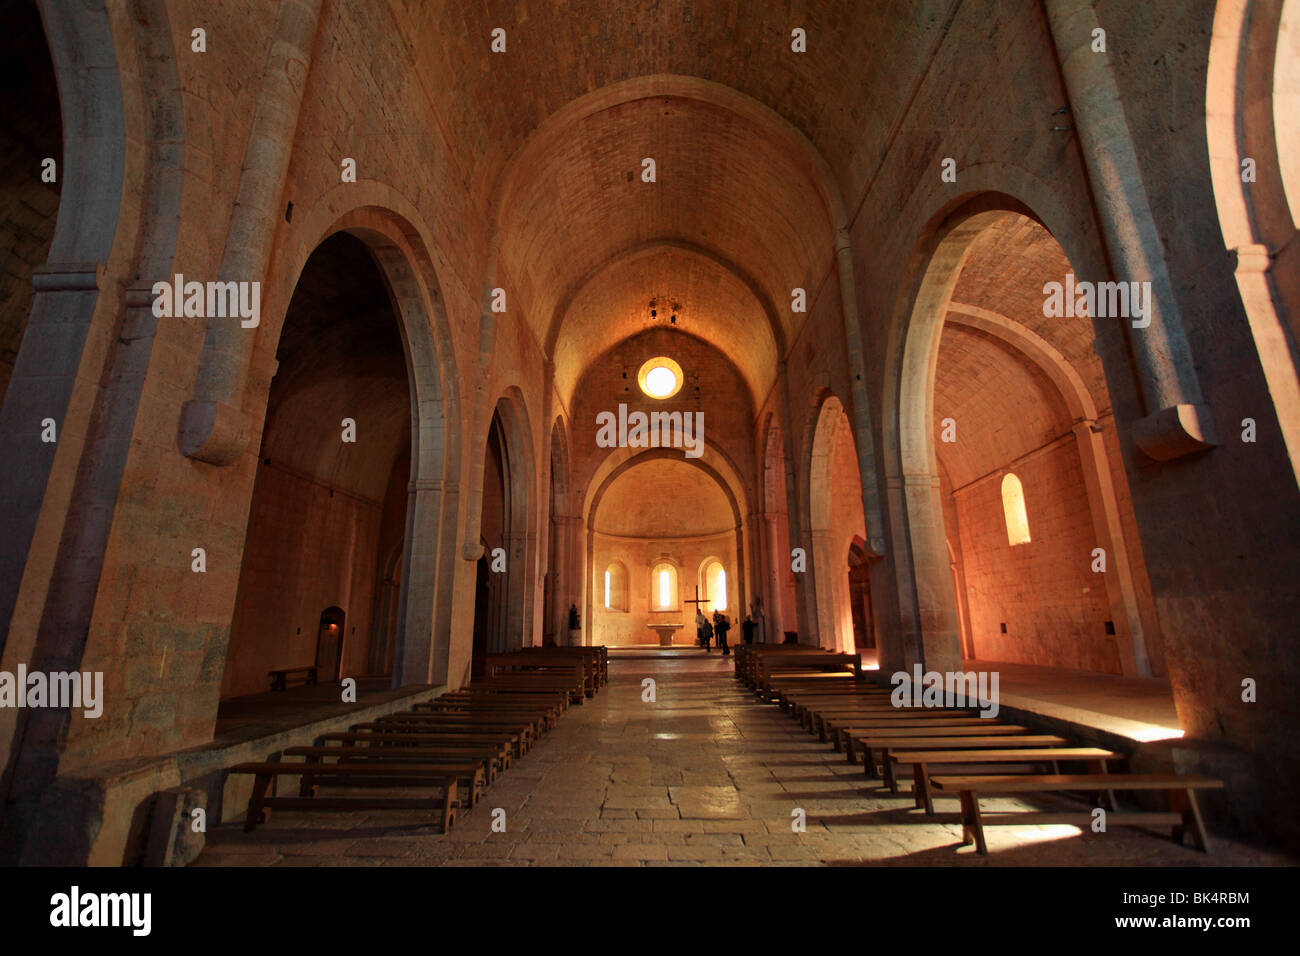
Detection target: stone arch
<box><xmin>545</xmin><ymin>415</ymin><xmax>576</xmax><ymax>643</ymax></box>
<box><xmin>247</xmin><ymin>202</ymin><xmax>460</xmax><ymax>687</ymax></box>
<box><xmin>697</xmin><ymin>554</ymin><xmax>731</xmax><ymax>614</ymax></box>
<box><xmin>884</xmin><ymin>195</ymin><xmax>1059</xmax><ymax>674</ymax></box>
<box><xmin>493</xmin><ymin>73</ymin><xmax>846</xmax><ymax>240</ymax></box>
<box><xmin>487</xmin><ymin>388</ymin><xmax>538</xmax><ymax>652</ymax></box>
<box><xmin>886</xmin><ymin>191</ymin><xmax>1163</xmax><ymax>676</ymax></box>
<box><xmin>804</xmin><ymin>392</ymin><xmax>871</xmax><ymax>653</ymax></box>
<box><xmin>1207</xmin><ymin>0</ymin><xmax>1300</xmax><ymax>487</ymax></box>
<box><xmin>759</xmin><ymin>413</ymin><xmax>796</xmax><ymax>638</ymax></box>
<box><xmin>0</xmin><ymin>0</ymin><xmax>202</xmax><ymax>859</ymax></box>
<box><xmin>583</xmin><ymin>444</ymin><xmax>749</xmax><ymax>645</ymax></box>
<box><xmin>544</xmin><ymin>238</ymin><xmax>785</xmax><ymax>408</ymax></box>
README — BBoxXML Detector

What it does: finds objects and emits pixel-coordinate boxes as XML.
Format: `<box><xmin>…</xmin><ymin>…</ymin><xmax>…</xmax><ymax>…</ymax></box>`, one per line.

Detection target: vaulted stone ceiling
<box><xmin>593</xmin><ymin>457</ymin><xmax>734</xmax><ymax>538</ymax></box>
<box><xmin>391</xmin><ymin>0</ymin><xmax>961</xmax><ymax>409</ymax></box>
<box><xmin>553</xmin><ymin>244</ymin><xmax>775</xmax><ymax>408</ymax></box>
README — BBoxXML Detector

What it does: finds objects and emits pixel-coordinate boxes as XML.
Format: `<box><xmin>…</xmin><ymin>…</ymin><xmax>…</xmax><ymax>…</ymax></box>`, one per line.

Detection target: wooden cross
<box><xmin>683</xmin><ymin>585</ymin><xmax>711</xmax><ymax>614</ymax></box>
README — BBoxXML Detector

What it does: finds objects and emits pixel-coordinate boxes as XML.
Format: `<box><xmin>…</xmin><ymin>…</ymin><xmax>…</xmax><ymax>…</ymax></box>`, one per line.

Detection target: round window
<box><xmin>637</xmin><ymin>356</ymin><xmax>684</xmax><ymax>399</ymax></box>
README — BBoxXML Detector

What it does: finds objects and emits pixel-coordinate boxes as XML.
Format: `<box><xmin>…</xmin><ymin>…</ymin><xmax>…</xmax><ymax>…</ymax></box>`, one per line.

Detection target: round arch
<box><xmin>490</xmin><ymin>388</ymin><xmax>538</xmax><ymax>650</ymax></box>
<box><xmin>884</xmin><ymin>190</ymin><xmax>1161</xmax><ymax>676</ymax></box>
<box><xmin>583</xmin><ymin>445</ymin><xmax>749</xmax><ymax>645</ymax></box>
<box><xmin>1207</xmin><ymin>0</ymin><xmax>1300</xmax><ymax>488</ymax></box>
<box><xmin>803</xmin><ymin>392</ymin><xmax>871</xmax><ymax>652</ymax></box>
<box><xmin>245</xmin><ymin>201</ymin><xmax>461</xmax><ymax>687</ymax></box>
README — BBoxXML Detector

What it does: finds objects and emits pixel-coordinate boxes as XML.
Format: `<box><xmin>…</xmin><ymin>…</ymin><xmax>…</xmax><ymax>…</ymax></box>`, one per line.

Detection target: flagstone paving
<box><xmin>193</xmin><ymin>653</ymin><xmax>1295</xmax><ymax>867</ymax></box>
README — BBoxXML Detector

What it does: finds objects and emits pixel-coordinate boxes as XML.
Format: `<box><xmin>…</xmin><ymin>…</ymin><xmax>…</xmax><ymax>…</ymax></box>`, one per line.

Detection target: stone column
<box><xmin>1045</xmin><ymin>0</ymin><xmax>1217</xmax><ymax>460</ymax></box>
<box><xmin>179</xmin><ymin>0</ymin><xmax>324</xmax><ymax>465</ymax></box>
<box><xmin>1072</xmin><ymin>421</ymin><xmax>1152</xmax><ymax>676</ymax></box>
<box><xmin>393</xmin><ymin>478</ymin><xmax>444</xmax><ymax>686</ymax></box>
<box><xmin>898</xmin><ymin>471</ymin><xmax>963</xmax><ymax>673</ymax></box>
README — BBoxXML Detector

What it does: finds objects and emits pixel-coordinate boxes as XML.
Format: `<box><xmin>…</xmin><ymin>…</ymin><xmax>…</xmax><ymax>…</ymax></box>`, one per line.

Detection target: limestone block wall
<box><xmin>591</xmin><ymin>530</ymin><xmax>740</xmax><ymax>646</ymax></box>
<box><xmin>953</xmin><ymin>442</ymin><xmax>1117</xmax><ymax>672</ymax></box>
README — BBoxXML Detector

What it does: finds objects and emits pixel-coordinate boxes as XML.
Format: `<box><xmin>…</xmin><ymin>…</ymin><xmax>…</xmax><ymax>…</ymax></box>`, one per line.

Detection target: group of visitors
<box><xmin>695</xmin><ymin>609</ymin><xmax>758</xmax><ymax>654</ymax></box>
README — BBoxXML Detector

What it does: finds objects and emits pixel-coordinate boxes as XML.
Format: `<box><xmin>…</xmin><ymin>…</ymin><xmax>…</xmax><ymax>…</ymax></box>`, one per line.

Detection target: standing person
<box><xmin>741</xmin><ymin>614</ymin><xmax>757</xmax><ymax>645</ymax></box>
<box><xmin>715</xmin><ymin>612</ymin><xmax>731</xmax><ymax>655</ymax></box>
<box><xmin>702</xmin><ymin>614</ymin><xmax>714</xmax><ymax>652</ymax></box>
<box><xmin>695</xmin><ymin>610</ymin><xmax>708</xmax><ymax>649</ymax></box>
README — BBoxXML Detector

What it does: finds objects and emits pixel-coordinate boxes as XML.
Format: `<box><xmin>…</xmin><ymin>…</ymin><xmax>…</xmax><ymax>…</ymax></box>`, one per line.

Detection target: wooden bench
<box><xmin>760</xmin><ymin>662</ymin><xmax>862</xmax><ymax>700</ymax></box>
<box><xmin>815</xmin><ymin>707</ymin><xmax>980</xmax><ymax>742</ymax></box>
<box><xmin>283</xmin><ymin>746</ymin><xmax>489</xmax><ymax>802</ymax></box>
<box><xmin>415</xmin><ymin>699</ymin><xmax>564</xmax><ymax>726</ymax></box>
<box><xmin>267</xmin><ymin>665</ymin><xmax>318</xmax><ymax>692</ymax></box>
<box><xmin>929</xmin><ymin>773</ymin><xmax>1225</xmax><ymax>854</ymax></box>
<box><xmin>320</xmin><ymin>731</ymin><xmax>513</xmax><ymax>770</ymax></box>
<box><xmin>888</xmin><ymin>746</ymin><xmax>1122</xmax><ymax>814</ymax></box>
<box><xmin>349</xmin><ymin>723</ymin><xmax>530</xmax><ymax>758</ymax></box>
<box><xmin>786</xmin><ymin>691</ymin><xmax>893</xmax><ymax>725</ymax></box>
<box><xmin>856</xmin><ymin>734</ymin><xmax>1070</xmax><ymax>782</ymax></box>
<box><xmin>841</xmin><ymin>722</ymin><xmax>1031</xmax><ymax>762</ymax></box>
<box><xmin>367</xmin><ymin>716</ymin><xmax>541</xmax><ymax>751</ymax></box>
<box><xmin>229</xmin><ymin>761</ymin><xmax>467</xmax><ymax>833</ymax></box>
<box><xmin>374</xmin><ymin>713</ymin><xmax>545</xmax><ymax>738</ymax></box>
<box><xmin>735</xmin><ymin>644</ymin><xmax>829</xmax><ymax>687</ymax></box>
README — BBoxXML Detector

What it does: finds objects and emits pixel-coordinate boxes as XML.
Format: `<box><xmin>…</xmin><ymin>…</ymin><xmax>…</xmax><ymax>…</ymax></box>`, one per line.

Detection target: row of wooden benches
<box><xmin>734</xmin><ymin>644</ymin><xmax>1223</xmax><ymax>854</ymax></box>
<box><xmin>229</xmin><ymin>646</ymin><xmax>607</xmax><ymax>834</ymax></box>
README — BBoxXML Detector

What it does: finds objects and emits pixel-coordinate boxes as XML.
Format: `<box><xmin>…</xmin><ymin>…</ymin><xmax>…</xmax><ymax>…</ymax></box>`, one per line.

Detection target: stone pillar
<box><xmin>392</xmin><ymin>478</ymin><xmax>445</xmax><ymax>686</ymax></box>
<box><xmin>179</xmin><ymin>0</ymin><xmax>324</xmax><ymax>465</ymax></box>
<box><xmin>1072</xmin><ymin>421</ymin><xmax>1152</xmax><ymax>676</ymax></box>
<box><xmin>1045</xmin><ymin>0</ymin><xmax>1217</xmax><ymax>461</ymax></box>
<box><xmin>898</xmin><ymin>471</ymin><xmax>963</xmax><ymax>673</ymax></box>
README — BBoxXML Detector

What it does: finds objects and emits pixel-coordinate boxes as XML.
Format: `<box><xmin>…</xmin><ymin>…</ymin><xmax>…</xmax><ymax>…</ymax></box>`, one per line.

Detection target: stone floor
<box><xmin>193</xmin><ymin>652</ymin><xmax>1295</xmax><ymax>867</ymax></box>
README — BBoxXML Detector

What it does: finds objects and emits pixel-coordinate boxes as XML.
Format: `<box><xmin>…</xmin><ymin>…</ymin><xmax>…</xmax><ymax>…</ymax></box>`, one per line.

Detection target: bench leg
<box><xmin>299</xmin><ymin>755</ymin><xmax>322</xmax><ymax>797</ymax></box>
<box><xmin>470</xmin><ymin>768</ymin><xmax>484</xmax><ymax>808</ymax></box>
<box><xmin>883</xmin><ymin>749</ymin><xmax>898</xmax><ymax>794</ymax></box>
<box><xmin>862</xmin><ymin>747</ymin><xmax>878</xmax><ymax>779</ymax></box>
<box><xmin>915</xmin><ymin>763</ymin><xmax>935</xmax><ymax>815</ymax></box>
<box><xmin>959</xmin><ymin>791</ymin><xmax>987</xmax><ymax>854</ymax></box>
<box><xmin>244</xmin><ymin>773</ymin><xmax>273</xmax><ymax>832</ymax></box>
<box><xmin>1169</xmin><ymin>788</ymin><xmax>1212</xmax><ymax>852</ymax></box>
<box><xmin>442</xmin><ymin>778</ymin><xmax>458</xmax><ymax>833</ymax></box>
<box><xmin>1089</xmin><ymin>759</ymin><xmax>1119</xmax><ymax>812</ymax></box>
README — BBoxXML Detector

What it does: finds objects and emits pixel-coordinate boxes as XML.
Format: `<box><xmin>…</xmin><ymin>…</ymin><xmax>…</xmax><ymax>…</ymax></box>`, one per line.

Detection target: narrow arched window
<box><xmin>702</xmin><ymin>559</ymin><xmax>728</xmax><ymax>612</ymax></box>
<box><xmin>1001</xmin><ymin>473</ymin><xmax>1031</xmax><ymax>546</ymax></box>
<box><xmin>651</xmin><ymin>562</ymin><xmax>677</xmax><ymax>611</ymax></box>
<box><xmin>603</xmin><ymin>561</ymin><xmax>628</xmax><ymax>611</ymax></box>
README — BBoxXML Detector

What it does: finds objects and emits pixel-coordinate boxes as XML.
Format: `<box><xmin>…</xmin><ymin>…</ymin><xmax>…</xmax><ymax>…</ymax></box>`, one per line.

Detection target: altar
<box><xmin>646</xmin><ymin>623</ymin><xmax>683</xmax><ymax>646</ymax></box>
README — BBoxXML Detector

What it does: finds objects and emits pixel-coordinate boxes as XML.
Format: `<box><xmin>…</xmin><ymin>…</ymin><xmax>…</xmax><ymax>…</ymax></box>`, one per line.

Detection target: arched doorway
<box><xmin>476</xmin><ymin>411</ymin><xmax>510</xmax><ymax>662</ymax></box>
<box><xmin>314</xmin><ymin>607</ymin><xmax>346</xmax><ymax>683</ymax></box>
<box><xmin>847</xmin><ymin>538</ymin><xmax>876</xmax><ymax>660</ymax></box>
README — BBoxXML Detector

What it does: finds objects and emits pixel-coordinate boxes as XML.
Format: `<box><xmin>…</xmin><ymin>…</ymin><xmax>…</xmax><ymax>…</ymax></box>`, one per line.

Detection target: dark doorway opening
<box><xmin>848</xmin><ymin>540</ymin><xmax>875</xmax><ymax>650</ymax></box>
<box><xmin>315</xmin><ymin>606</ymin><xmax>346</xmax><ymax>682</ymax></box>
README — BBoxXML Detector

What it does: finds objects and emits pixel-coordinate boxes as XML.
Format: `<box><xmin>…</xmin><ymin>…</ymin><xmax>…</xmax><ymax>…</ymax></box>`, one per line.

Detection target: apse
<box><xmin>589</xmin><ymin>456</ymin><xmax>737</xmax><ymax>646</ymax></box>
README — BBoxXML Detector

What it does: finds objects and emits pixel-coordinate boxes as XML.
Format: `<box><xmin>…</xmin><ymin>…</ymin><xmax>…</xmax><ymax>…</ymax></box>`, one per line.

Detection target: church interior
<box><xmin>0</xmin><ymin>0</ymin><xmax>1297</xmax><ymax>871</ymax></box>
